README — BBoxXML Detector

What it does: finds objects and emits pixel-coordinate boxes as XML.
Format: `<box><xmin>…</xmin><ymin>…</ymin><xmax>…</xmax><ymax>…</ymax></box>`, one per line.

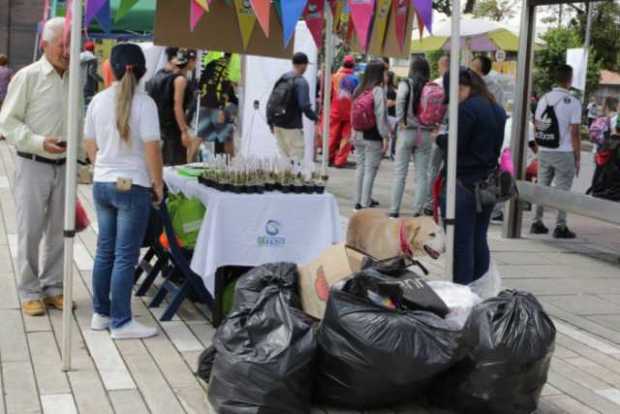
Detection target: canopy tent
<box><xmin>59</xmin><ymin>0</ymin><xmax>436</xmax><ymax>371</ymax></box>
<box><xmin>411</xmin><ymin>18</ymin><xmax>521</xmax><ymax>52</ymax></box>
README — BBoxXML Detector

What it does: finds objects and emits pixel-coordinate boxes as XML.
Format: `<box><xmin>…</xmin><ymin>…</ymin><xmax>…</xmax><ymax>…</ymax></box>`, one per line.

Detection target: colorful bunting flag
<box><xmin>249</xmin><ymin>0</ymin><xmax>270</xmax><ymax>36</ymax></box>
<box><xmin>369</xmin><ymin>0</ymin><xmax>392</xmax><ymax>53</ymax></box>
<box><xmin>190</xmin><ymin>1</ymin><xmax>205</xmax><ymax>31</ymax></box>
<box><xmin>348</xmin><ymin>0</ymin><xmax>376</xmax><ymax>52</ymax></box>
<box><xmin>64</xmin><ymin>0</ymin><xmax>73</xmax><ymax>46</ymax></box>
<box><xmin>85</xmin><ymin>0</ymin><xmax>107</xmax><ymax>28</ymax></box>
<box><xmin>394</xmin><ymin>0</ymin><xmax>409</xmax><ymax>51</ymax></box>
<box><xmin>281</xmin><ymin>0</ymin><xmax>307</xmax><ymax>47</ymax></box>
<box><xmin>115</xmin><ymin>0</ymin><xmax>139</xmax><ymax>23</ymax></box>
<box><xmin>96</xmin><ymin>1</ymin><xmax>112</xmax><ymax>33</ymax></box>
<box><xmin>195</xmin><ymin>0</ymin><xmax>211</xmax><ymax>11</ymax></box>
<box><xmin>303</xmin><ymin>0</ymin><xmax>324</xmax><ymax>48</ymax></box>
<box><xmin>234</xmin><ymin>0</ymin><xmax>257</xmax><ymax>49</ymax></box>
<box><xmin>412</xmin><ymin>0</ymin><xmax>432</xmax><ymax>33</ymax></box>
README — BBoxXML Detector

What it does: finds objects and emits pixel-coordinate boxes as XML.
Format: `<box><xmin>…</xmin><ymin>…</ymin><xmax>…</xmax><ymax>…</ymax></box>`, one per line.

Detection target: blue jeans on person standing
<box><xmin>92</xmin><ymin>182</ymin><xmax>151</xmax><ymax>329</ymax></box>
<box><xmin>442</xmin><ymin>181</ymin><xmax>494</xmax><ymax>285</ymax></box>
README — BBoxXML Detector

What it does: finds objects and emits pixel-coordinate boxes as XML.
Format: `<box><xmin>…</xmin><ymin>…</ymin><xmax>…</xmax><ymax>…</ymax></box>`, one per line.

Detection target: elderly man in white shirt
<box><xmin>0</xmin><ymin>17</ymin><xmax>72</xmax><ymax>316</ymax></box>
<box><xmin>472</xmin><ymin>55</ymin><xmax>506</xmax><ymax>108</ymax></box>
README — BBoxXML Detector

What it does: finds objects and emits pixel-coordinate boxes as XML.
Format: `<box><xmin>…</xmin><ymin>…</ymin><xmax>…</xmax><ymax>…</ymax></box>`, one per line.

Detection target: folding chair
<box><xmin>149</xmin><ymin>198</ymin><xmax>214</xmax><ymax>322</ymax></box>
<box><xmin>134</xmin><ymin>207</ymin><xmax>168</xmax><ymax>296</ymax></box>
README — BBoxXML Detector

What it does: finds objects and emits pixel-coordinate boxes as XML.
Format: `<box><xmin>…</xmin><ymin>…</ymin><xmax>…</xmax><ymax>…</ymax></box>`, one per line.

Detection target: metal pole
<box><xmin>321</xmin><ymin>2</ymin><xmax>334</xmax><ymax>179</ymax></box>
<box><xmin>62</xmin><ymin>0</ymin><xmax>82</xmax><ymax>372</ymax></box>
<box><xmin>445</xmin><ymin>0</ymin><xmax>461</xmax><ymax>280</ymax></box>
<box><xmin>504</xmin><ymin>0</ymin><xmax>536</xmax><ymax>239</ymax></box>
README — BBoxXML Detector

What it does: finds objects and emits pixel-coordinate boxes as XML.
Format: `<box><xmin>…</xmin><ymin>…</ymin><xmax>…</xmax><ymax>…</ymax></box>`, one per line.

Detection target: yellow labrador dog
<box><xmin>346</xmin><ymin>210</ymin><xmax>445</xmax><ymax>260</ymax></box>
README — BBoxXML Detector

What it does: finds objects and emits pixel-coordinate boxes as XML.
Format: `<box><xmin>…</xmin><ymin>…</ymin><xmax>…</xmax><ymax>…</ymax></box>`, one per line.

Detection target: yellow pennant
<box><xmin>234</xmin><ymin>0</ymin><xmax>257</xmax><ymax>49</ymax></box>
<box><xmin>369</xmin><ymin>0</ymin><xmax>392</xmax><ymax>54</ymax></box>
<box><xmin>195</xmin><ymin>0</ymin><xmax>210</xmax><ymax>12</ymax></box>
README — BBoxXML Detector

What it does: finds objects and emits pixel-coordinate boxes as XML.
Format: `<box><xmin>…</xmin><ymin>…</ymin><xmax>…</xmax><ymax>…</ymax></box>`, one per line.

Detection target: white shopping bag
<box><xmin>468</xmin><ymin>260</ymin><xmax>502</xmax><ymax>300</ymax></box>
<box><xmin>428</xmin><ymin>281</ymin><xmax>481</xmax><ymax>329</ymax></box>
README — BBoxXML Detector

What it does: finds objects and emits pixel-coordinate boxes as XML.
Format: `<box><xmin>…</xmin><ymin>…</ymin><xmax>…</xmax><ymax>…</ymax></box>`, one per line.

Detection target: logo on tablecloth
<box><xmin>258</xmin><ymin>220</ymin><xmax>286</xmax><ymax>247</ymax></box>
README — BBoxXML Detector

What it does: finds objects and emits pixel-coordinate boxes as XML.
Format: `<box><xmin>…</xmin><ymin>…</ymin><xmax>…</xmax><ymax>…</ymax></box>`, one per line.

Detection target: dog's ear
<box><xmin>405</xmin><ymin>220</ymin><xmax>421</xmax><ymax>245</ymax></box>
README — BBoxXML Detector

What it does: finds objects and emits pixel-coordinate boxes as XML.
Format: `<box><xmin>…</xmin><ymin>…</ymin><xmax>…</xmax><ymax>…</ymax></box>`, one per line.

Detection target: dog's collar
<box><xmin>399</xmin><ymin>221</ymin><xmax>413</xmax><ymax>257</ymax></box>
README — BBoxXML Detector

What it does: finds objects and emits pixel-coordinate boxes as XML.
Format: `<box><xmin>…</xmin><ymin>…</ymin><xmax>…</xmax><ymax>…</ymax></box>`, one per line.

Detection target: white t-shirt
<box><xmin>535</xmin><ymin>87</ymin><xmax>582</xmax><ymax>153</ymax></box>
<box><xmin>84</xmin><ymin>85</ymin><xmax>161</xmax><ymax>188</ymax></box>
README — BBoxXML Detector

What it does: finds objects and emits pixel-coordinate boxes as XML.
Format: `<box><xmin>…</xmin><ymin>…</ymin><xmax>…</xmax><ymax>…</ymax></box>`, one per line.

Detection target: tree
<box><xmin>473</xmin><ymin>0</ymin><xmax>517</xmax><ymax>22</ymax></box>
<box><xmin>533</xmin><ymin>27</ymin><xmax>601</xmax><ymax>100</ymax></box>
<box><xmin>571</xmin><ymin>1</ymin><xmax>620</xmax><ymax>71</ymax></box>
<box><xmin>433</xmin><ymin>0</ymin><xmax>477</xmax><ymax>17</ymax></box>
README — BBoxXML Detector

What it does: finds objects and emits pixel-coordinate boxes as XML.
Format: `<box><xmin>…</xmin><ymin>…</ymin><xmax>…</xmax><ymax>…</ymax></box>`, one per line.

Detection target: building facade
<box><xmin>0</xmin><ymin>0</ymin><xmax>45</xmax><ymax>70</ymax></box>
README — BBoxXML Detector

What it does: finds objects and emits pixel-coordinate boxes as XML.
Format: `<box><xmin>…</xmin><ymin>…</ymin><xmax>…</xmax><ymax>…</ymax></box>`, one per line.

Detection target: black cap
<box><xmin>111</xmin><ymin>43</ymin><xmax>146</xmax><ymax>81</ymax></box>
<box><xmin>292</xmin><ymin>52</ymin><xmax>309</xmax><ymax>65</ymax></box>
<box><xmin>173</xmin><ymin>48</ymin><xmax>197</xmax><ymax>66</ymax></box>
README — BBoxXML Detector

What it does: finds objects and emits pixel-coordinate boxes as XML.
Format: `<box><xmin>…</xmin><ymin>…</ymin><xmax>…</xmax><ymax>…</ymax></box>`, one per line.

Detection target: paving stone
<box><xmin>543</xmin><ymin>295</ymin><xmax>620</xmax><ymax>316</ymax></box>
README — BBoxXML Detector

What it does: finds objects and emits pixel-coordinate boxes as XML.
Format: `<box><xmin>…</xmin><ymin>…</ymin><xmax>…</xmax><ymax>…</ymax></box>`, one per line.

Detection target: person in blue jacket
<box><xmin>436</xmin><ymin>68</ymin><xmax>506</xmax><ymax>286</ymax></box>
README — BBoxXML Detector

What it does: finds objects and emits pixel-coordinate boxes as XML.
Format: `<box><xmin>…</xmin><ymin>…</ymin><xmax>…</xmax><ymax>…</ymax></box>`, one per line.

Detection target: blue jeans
<box><xmin>92</xmin><ymin>182</ymin><xmax>151</xmax><ymax>329</ymax></box>
<box><xmin>442</xmin><ymin>182</ymin><xmax>493</xmax><ymax>285</ymax></box>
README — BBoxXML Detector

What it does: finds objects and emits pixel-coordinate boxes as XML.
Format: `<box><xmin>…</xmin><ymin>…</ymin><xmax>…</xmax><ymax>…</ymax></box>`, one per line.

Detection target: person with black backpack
<box><xmin>267</xmin><ymin>52</ymin><xmax>318</xmax><ymax>161</ymax></box>
<box><xmin>531</xmin><ymin>65</ymin><xmax>582</xmax><ymax>239</ymax></box>
<box><xmin>146</xmin><ymin>48</ymin><xmax>198</xmax><ymax>166</ymax></box>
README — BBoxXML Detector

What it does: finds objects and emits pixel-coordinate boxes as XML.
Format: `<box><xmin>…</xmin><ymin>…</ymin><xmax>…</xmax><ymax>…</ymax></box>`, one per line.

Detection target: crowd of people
<box><xmin>0</xmin><ymin>14</ymin><xmax>617</xmax><ymax>333</ymax></box>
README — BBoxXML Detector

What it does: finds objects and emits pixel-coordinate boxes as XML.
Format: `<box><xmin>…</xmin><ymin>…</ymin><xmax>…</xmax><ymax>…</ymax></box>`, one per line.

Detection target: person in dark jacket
<box><xmin>436</xmin><ymin>68</ymin><xmax>506</xmax><ymax>286</ymax></box>
<box><xmin>269</xmin><ymin>52</ymin><xmax>318</xmax><ymax>161</ymax></box>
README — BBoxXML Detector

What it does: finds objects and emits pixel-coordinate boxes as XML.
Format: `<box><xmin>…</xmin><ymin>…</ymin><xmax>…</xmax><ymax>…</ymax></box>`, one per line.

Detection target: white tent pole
<box><xmin>445</xmin><ymin>0</ymin><xmax>461</xmax><ymax>280</ymax></box>
<box><xmin>62</xmin><ymin>0</ymin><xmax>83</xmax><ymax>372</ymax></box>
<box><xmin>581</xmin><ymin>1</ymin><xmax>593</xmax><ymax>102</ymax></box>
<box><xmin>321</xmin><ymin>2</ymin><xmax>334</xmax><ymax>178</ymax></box>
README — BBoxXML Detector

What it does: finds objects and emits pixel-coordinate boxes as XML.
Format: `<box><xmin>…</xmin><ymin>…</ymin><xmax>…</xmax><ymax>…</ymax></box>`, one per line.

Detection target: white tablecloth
<box><xmin>164</xmin><ymin>167</ymin><xmax>343</xmax><ymax>294</ymax></box>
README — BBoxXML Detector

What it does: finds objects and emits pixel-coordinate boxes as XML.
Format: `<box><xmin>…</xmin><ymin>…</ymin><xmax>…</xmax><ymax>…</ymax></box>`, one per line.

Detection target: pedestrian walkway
<box><xmin>0</xmin><ymin>141</ymin><xmax>619</xmax><ymax>413</ymax></box>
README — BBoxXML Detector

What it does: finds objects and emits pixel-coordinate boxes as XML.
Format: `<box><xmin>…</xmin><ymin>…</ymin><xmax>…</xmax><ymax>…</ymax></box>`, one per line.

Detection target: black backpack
<box><xmin>587</xmin><ymin>139</ymin><xmax>620</xmax><ymax>201</ymax></box>
<box><xmin>146</xmin><ymin>69</ymin><xmax>181</xmax><ymax>128</ymax></box>
<box><xmin>266</xmin><ymin>75</ymin><xmax>298</xmax><ymax>126</ymax></box>
<box><xmin>534</xmin><ymin>95</ymin><xmax>566</xmax><ymax>149</ymax></box>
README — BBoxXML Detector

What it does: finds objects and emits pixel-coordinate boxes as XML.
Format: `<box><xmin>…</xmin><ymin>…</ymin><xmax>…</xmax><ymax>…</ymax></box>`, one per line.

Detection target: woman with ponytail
<box><xmin>83</xmin><ymin>43</ymin><xmax>163</xmax><ymax>339</ymax></box>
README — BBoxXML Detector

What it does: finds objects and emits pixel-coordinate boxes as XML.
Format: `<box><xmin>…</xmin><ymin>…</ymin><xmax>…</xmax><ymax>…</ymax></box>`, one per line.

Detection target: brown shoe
<box><xmin>44</xmin><ymin>295</ymin><xmax>76</xmax><ymax>311</ymax></box>
<box><xmin>23</xmin><ymin>299</ymin><xmax>46</xmax><ymax>316</ymax></box>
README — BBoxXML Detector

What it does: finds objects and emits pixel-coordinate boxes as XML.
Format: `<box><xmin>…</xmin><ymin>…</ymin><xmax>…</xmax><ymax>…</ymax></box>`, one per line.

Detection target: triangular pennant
<box><xmin>95</xmin><ymin>1</ymin><xmax>113</xmax><ymax>33</ymax></box>
<box><xmin>234</xmin><ymin>0</ymin><xmax>257</xmax><ymax>49</ymax></box>
<box><xmin>274</xmin><ymin>0</ymin><xmax>283</xmax><ymax>20</ymax></box>
<box><xmin>348</xmin><ymin>0</ymin><xmax>376</xmax><ymax>51</ymax></box>
<box><xmin>190</xmin><ymin>0</ymin><xmax>205</xmax><ymax>31</ymax></box>
<box><xmin>249</xmin><ymin>0</ymin><xmax>270</xmax><ymax>36</ymax></box>
<box><xmin>303</xmin><ymin>0</ymin><xmax>325</xmax><ymax>48</ymax></box>
<box><xmin>64</xmin><ymin>0</ymin><xmax>73</xmax><ymax>46</ymax></box>
<box><xmin>416</xmin><ymin>10</ymin><xmax>424</xmax><ymax>37</ymax></box>
<box><xmin>115</xmin><ymin>0</ymin><xmax>139</xmax><ymax>23</ymax></box>
<box><xmin>281</xmin><ymin>0</ymin><xmax>307</xmax><ymax>47</ymax></box>
<box><xmin>195</xmin><ymin>0</ymin><xmax>211</xmax><ymax>12</ymax></box>
<box><xmin>332</xmin><ymin>0</ymin><xmax>344</xmax><ymax>32</ymax></box>
<box><xmin>85</xmin><ymin>0</ymin><xmax>107</xmax><ymax>28</ymax></box>
<box><xmin>394</xmin><ymin>0</ymin><xmax>408</xmax><ymax>51</ymax></box>
<box><xmin>369</xmin><ymin>0</ymin><xmax>391</xmax><ymax>53</ymax></box>
<box><xmin>411</xmin><ymin>0</ymin><xmax>432</xmax><ymax>34</ymax></box>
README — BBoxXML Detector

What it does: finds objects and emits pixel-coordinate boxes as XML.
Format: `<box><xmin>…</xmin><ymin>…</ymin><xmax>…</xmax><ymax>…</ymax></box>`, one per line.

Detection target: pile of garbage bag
<box><xmin>200</xmin><ymin>261</ymin><xmax>555</xmax><ymax>413</ymax></box>
<box><xmin>433</xmin><ymin>290</ymin><xmax>556</xmax><ymax>414</ymax></box>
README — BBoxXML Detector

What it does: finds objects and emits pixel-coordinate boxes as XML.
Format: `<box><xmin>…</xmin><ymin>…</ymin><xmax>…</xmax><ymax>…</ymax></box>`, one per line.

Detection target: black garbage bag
<box><xmin>196</xmin><ymin>345</ymin><xmax>216</xmax><ymax>383</ymax></box>
<box><xmin>435</xmin><ymin>290</ymin><xmax>556</xmax><ymax>414</ymax></box>
<box><xmin>315</xmin><ymin>271</ymin><xmax>463</xmax><ymax>409</ymax></box>
<box><xmin>208</xmin><ymin>285</ymin><xmax>317</xmax><ymax>414</ymax></box>
<box><xmin>232</xmin><ymin>262</ymin><xmax>301</xmax><ymax>310</ymax></box>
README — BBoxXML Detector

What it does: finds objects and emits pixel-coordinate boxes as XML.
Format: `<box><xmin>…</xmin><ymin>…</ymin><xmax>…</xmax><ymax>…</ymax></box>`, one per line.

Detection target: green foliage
<box><xmin>533</xmin><ymin>27</ymin><xmax>601</xmax><ymax>99</ymax></box>
<box><xmin>473</xmin><ymin>0</ymin><xmax>517</xmax><ymax>22</ymax></box>
<box><xmin>427</xmin><ymin>49</ymin><xmax>446</xmax><ymax>80</ymax></box>
<box><xmin>433</xmin><ymin>0</ymin><xmax>477</xmax><ymax>17</ymax></box>
<box><xmin>571</xmin><ymin>1</ymin><xmax>620</xmax><ymax>72</ymax></box>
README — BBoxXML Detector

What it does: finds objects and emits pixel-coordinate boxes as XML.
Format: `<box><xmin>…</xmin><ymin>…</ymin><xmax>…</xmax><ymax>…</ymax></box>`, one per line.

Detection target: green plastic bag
<box><xmin>167</xmin><ymin>193</ymin><xmax>206</xmax><ymax>249</ymax></box>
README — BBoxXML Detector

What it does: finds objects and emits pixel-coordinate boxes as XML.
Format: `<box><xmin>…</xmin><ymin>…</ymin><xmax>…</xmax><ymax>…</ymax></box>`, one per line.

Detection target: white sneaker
<box><xmin>110</xmin><ymin>320</ymin><xmax>158</xmax><ymax>340</ymax></box>
<box><xmin>91</xmin><ymin>313</ymin><xmax>110</xmax><ymax>331</ymax></box>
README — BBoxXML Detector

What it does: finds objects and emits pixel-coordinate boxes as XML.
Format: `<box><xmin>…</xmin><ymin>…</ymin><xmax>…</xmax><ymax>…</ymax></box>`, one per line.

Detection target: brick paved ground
<box><xmin>0</xmin><ymin>142</ymin><xmax>619</xmax><ymax>413</ymax></box>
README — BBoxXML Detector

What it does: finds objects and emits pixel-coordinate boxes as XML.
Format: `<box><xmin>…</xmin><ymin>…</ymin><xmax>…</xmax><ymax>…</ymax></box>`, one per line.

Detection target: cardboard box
<box><xmin>298</xmin><ymin>243</ymin><xmax>366</xmax><ymax>319</ymax></box>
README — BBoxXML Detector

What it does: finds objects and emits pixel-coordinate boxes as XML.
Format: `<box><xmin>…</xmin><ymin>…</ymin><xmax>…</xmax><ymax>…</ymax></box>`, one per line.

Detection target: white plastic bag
<box><xmin>428</xmin><ymin>281</ymin><xmax>481</xmax><ymax>329</ymax></box>
<box><xmin>468</xmin><ymin>260</ymin><xmax>502</xmax><ymax>300</ymax></box>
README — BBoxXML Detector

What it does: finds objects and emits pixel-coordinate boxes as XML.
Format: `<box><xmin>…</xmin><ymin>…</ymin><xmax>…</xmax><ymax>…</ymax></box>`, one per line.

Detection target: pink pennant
<box><xmin>250</xmin><ymin>0</ymin><xmax>271</xmax><ymax>36</ymax></box>
<box><xmin>348</xmin><ymin>0</ymin><xmax>376</xmax><ymax>51</ymax></box>
<box><xmin>64</xmin><ymin>0</ymin><xmax>73</xmax><ymax>48</ymax></box>
<box><xmin>393</xmin><ymin>0</ymin><xmax>408</xmax><ymax>51</ymax></box>
<box><xmin>190</xmin><ymin>0</ymin><xmax>205</xmax><ymax>31</ymax></box>
<box><xmin>304</xmin><ymin>0</ymin><xmax>325</xmax><ymax>48</ymax></box>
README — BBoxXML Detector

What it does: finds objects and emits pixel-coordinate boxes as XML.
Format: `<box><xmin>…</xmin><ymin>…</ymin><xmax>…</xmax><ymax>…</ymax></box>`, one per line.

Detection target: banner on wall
<box><xmin>349</xmin><ymin>0</ymin><xmax>376</xmax><ymax>52</ymax></box>
<box><xmin>304</xmin><ymin>0</ymin><xmax>325</xmax><ymax>48</ymax></box>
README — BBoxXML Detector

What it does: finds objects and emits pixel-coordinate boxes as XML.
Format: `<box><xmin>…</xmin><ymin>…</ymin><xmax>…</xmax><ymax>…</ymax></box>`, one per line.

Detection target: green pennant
<box><xmin>115</xmin><ymin>0</ymin><xmax>140</xmax><ymax>23</ymax></box>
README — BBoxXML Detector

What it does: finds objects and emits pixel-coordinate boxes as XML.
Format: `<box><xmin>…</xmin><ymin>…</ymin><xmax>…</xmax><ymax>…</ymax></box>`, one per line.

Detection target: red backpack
<box><xmin>351</xmin><ymin>89</ymin><xmax>376</xmax><ymax>131</ymax></box>
<box><xmin>416</xmin><ymin>82</ymin><xmax>446</xmax><ymax>126</ymax></box>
